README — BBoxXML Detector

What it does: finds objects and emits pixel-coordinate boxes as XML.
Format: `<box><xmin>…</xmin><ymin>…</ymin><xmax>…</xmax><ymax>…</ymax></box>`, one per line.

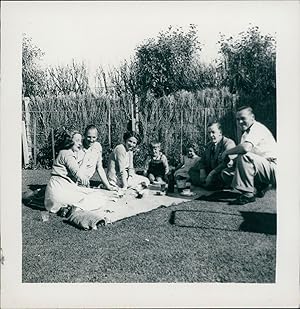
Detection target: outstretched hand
<box><xmin>221</xmin><ymin>151</ymin><xmax>229</xmax><ymax>162</ymax></box>
<box><xmin>204</xmin><ymin>170</ymin><xmax>215</xmax><ymax>187</ymax></box>
<box><xmin>107</xmin><ymin>185</ymin><xmax>118</xmax><ymax>191</ymax></box>
<box><xmin>79</xmin><ymin>176</ymin><xmax>90</xmax><ymax>187</ymax></box>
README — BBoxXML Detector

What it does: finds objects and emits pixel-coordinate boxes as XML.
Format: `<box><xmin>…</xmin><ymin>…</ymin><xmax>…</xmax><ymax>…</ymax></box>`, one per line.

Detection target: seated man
<box><xmin>221</xmin><ymin>106</ymin><xmax>276</xmax><ymax>205</ymax></box>
<box><xmin>189</xmin><ymin>121</ymin><xmax>236</xmax><ymax>189</ymax></box>
<box><xmin>77</xmin><ymin>124</ymin><xmax>114</xmax><ymax>190</ymax></box>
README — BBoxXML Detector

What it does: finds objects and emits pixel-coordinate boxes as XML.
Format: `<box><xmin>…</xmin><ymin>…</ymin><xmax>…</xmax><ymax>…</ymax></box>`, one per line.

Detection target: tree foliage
<box><xmin>22</xmin><ymin>35</ymin><xmax>45</xmax><ymax>97</ymax></box>
<box><xmin>135</xmin><ymin>24</ymin><xmax>201</xmax><ymax>98</ymax></box>
<box><xmin>218</xmin><ymin>26</ymin><xmax>276</xmax><ymax>98</ymax></box>
<box><xmin>44</xmin><ymin>60</ymin><xmax>91</xmax><ymax>96</ymax></box>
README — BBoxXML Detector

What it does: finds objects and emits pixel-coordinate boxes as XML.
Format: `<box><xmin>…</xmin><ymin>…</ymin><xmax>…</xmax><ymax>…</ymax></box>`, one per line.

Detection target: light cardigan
<box><xmin>51</xmin><ymin>149</ymin><xmax>80</xmax><ymax>183</ymax></box>
<box><xmin>107</xmin><ymin>144</ymin><xmax>135</xmax><ymax>184</ymax></box>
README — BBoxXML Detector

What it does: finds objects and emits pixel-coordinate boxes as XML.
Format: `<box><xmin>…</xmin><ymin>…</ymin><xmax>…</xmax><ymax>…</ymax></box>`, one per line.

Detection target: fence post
<box><xmin>33</xmin><ymin>116</ymin><xmax>37</xmax><ymax>167</ymax></box>
<box><xmin>180</xmin><ymin>104</ymin><xmax>183</xmax><ymax>160</ymax></box>
<box><xmin>23</xmin><ymin>97</ymin><xmax>32</xmax><ymax>161</ymax></box>
<box><xmin>107</xmin><ymin>97</ymin><xmax>111</xmax><ymax>149</ymax></box>
<box><xmin>135</xmin><ymin>95</ymin><xmax>139</xmax><ymax>134</ymax></box>
<box><xmin>131</xmin><ymin>98</ymin><xmax>136</xmax><ymax>132</ymax></box>
<box><xmin>204</xmin><ymin>107</ymin><xmax>207</xmax><ymax>145</ymax></box>
<box><xmin>103</xmin><ymin>71</ymin><xmax>112</xmax><ymax>148</ymax></box>
<box><xmin>22</xmin><ymin>120</ymin><xmax>30</xmax><ymax>167</ymax></box>
<box><xmin>51</xmin><ymin>128</ymin><xmax>55</xmax><ymax>164</ymax></box>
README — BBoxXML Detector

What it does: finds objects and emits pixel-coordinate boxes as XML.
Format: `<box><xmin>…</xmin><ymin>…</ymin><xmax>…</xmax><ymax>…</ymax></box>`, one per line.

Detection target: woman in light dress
<box><xmin>44</xmin><ymin>129</ymin><xmax>107</xmax><ymax>214</ymax></box>
<box><xmin>107</xmin><ymin>131</ymin><xmax>150</xmax><ymax>189</ymax></box>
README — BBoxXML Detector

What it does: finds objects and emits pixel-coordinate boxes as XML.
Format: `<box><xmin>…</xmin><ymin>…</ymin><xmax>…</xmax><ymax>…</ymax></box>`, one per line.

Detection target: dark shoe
<box><xmin>57</xmin><ymin>206</ymin><xmax>72</xmax><ymax>217</ymax></box>
<box><xmin>229</xmin><ymin>195</ymin><xmax>256</xmax><ymax>205</ymax></box>
<box><xmin>256</xmin><ymin>184</ymin><xmax>270</xmax><ymax>198</ymax></box>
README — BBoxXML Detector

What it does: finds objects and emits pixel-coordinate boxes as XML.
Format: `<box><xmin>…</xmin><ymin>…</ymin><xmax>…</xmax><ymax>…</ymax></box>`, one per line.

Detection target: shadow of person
<box><xmin>22</xmin><ymin>184</ymin><xmax>47</xmax><ymax>210</ymax></box>
<box><xmin>239</xmin><ymin>212</ymin><xmax>276</xmax><ymax>235</ymax></box>
<box><xmin>169</xmin><ymin>209</ymin><xmax>276</xmax><ymax>235</ymax></box>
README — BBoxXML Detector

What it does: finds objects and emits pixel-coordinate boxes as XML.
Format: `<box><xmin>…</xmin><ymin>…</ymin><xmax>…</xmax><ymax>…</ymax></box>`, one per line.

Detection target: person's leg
<box><xmin>188</xmin><ymin>169</ymin><xmax>202</xmax><ymax>186</ymax></box>
<box><xmin>156</xmin><ymin>176</ymin><xmax>164</xmax><ymax>183</ymax></box>
<box><xmin>129</xmin><ymin>174</ymin><xmax>151</xmax><ymax>188</ymax></box>
<box><xmin>230</xmin><ymin>153</ymin><xmax>276</xmax><ymax>204</ymax></box>
<box><xmin>221</xmin><ymin>166</ymin><xmax>236</xmax><ymax>189</ymax></box>
<box><xmin>148</xmin><ymin>173</ymin><xmax>155</xmax><ymax>184</ymax></box>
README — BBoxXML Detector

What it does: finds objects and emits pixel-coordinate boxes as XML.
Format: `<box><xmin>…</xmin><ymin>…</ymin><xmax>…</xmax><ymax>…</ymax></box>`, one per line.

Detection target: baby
<box><xmin>143</xmin><ymin>142</ymin><xmax>169</xmax><ymax>184</ymax></box>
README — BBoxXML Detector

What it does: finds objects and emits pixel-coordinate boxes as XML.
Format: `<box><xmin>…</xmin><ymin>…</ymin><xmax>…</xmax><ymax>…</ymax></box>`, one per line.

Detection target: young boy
<box><xmin>143</xmin><ymin>142</ymin><xmax>169</xmax><ymax>183</ymax></box>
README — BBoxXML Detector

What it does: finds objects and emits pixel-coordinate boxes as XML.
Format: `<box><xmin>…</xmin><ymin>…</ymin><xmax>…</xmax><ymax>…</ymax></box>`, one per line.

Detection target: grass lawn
<box><xmin>22</xmin><ymin>169</ymin><xmax>276</xmax><ymax>283</ymax></box>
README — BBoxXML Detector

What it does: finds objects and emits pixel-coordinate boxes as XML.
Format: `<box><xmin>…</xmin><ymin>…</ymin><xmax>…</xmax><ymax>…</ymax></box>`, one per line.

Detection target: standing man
<box><xmin>222</xmin><ymin>106</ymin><xmax>276</xmax><ymax>205</ymax></box>
<box><xmin>77</xmin><ymin>124</ymin><xmax>114</xmax><ymax>190</ymax></box>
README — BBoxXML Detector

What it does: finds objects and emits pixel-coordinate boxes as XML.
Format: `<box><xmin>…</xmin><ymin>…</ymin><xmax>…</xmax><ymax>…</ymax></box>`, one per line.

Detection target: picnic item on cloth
<box><xmin>176</xmin><ymin>179</ymin><xmax>186</xmax><ymax>192</ymax></box>
<box><xmin>180</xmin><ymin>188</ymin><xmax>195</xmax><ymax>197</ymax></box>
<box><xmin>67</xmin><ymin>209</ymin><xmax>109</xmax><ymax>230</ymax></box>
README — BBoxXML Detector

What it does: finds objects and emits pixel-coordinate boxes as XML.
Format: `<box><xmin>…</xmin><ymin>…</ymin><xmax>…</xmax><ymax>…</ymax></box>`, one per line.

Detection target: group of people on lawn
<box><xmin>42</xmin><ymin>105</ymin><xmax>276</xmax><ymax>216</ymax></box>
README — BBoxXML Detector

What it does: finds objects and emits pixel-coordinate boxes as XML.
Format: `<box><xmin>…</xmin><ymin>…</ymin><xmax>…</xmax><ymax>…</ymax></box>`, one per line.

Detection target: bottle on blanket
<box><xmin>167</xmin><ymin>171</ymin><xmax>175</xmax><ymax>193</ymax></box>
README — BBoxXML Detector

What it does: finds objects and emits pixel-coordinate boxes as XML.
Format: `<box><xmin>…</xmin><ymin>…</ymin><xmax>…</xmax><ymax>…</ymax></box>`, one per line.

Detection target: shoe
<box><xmin>256</xmin><ymin>184</ymin><xmax>270</xmax><ymax>198</ymax></box>
<box><xmin>57</xmin><ymin>206</ymin><xmax>72</xmax><ymax>217</ymax></box>
<box><xmin>229</xmin><ymin>195</ymin><xmax>256</xmax><ymax>205</ymax></box>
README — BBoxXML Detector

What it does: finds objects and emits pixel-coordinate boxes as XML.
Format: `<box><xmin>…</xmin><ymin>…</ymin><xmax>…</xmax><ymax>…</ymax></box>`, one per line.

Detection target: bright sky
<box><xmin>15</xmin><ymin>1</ymin><xmax>283</xmax><ymax>84</ymax></box>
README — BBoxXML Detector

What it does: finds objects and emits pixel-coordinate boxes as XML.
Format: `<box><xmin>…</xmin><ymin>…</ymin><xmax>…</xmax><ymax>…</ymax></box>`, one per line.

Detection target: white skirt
<box><xmin>44</xmin><ymin>176</ymin><xmax>109</xmax><ymax>213</ymax></box>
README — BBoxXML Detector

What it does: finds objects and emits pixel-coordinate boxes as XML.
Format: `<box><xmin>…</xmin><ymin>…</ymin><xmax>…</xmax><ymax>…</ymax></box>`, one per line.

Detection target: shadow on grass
<box><xmin>22</xmin><ymin>185</ymin><xmax>47</xmax><ymax>210</ymax></box>
<box><xmin>169</xmin><ymin>209</ymin><xmax>276</xmax><ymax>235</ymax></box>
<box><xmin>195</xmin><ymin>190</ymin><xmax>241</xmax><ymax>202</ymax></box>
<box><xmin>239</xmin><ymin>211</ymin><xmax>276</xmax><ymax>235</ymax></box>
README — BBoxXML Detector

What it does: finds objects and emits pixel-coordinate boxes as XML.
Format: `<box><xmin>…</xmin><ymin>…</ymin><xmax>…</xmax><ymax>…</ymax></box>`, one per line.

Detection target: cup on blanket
<box><xmin>160</xmin><ymin>183</ymin><xmax>167</xmax><ymax>193</ymax></box>
<box><xmin>41</xmin><ymin>211</ymin><xmax>50</xmax><ymax>222</ymax></box>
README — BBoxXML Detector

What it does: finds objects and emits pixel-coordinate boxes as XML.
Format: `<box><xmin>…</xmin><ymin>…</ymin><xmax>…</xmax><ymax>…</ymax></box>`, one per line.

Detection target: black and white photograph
<box><xmin>1</xmin><ymin>1</ymin><xmax>300</xmax><ymax>308</ymax></box>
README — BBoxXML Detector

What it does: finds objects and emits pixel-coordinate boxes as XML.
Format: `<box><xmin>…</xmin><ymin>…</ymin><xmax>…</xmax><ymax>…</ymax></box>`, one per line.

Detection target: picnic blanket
<box><xmin>66</xmin><ymin>185</ymin><xmax>212</xmax><ymax>229</ymax></box>
<box><xmin>22</xmin><ymin>184</ymin><xmax>212</xmax><ymax>229</ymax></box>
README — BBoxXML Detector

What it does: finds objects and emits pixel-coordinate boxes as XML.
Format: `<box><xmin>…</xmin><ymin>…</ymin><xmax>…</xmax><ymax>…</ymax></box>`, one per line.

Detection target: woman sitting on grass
<box><xmin>143</xmin><ymin>141</ymin><xmax>170</xmax><ymax>184</ymax></box>
<box><xmin>107</xmin><ymin>131</ymin><xmax>150</xmax><ymax>189</ymax></box>
<box><xmin>44</xmin><ymin>129</ymin><xmax>93</xmax><ymax>214</ymax></box>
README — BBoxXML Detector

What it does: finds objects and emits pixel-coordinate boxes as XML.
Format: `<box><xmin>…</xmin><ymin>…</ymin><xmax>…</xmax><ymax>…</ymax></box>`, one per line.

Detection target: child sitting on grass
<box><xmin>174</xmin><ymin>145</ymin><xmax>200</xmax><ymax>182</ymax></box>
<box><xmin>143</xmin><ymin>141</ymin><xmax>169</xmax><ymax>183</ymax></box>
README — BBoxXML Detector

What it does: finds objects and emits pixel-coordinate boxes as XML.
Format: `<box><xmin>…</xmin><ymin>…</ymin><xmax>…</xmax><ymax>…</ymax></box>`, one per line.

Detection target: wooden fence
<box><xmin>22</xmin><ymin>88</ymin><xmax>276</xmax><ymax>169</ymax></box>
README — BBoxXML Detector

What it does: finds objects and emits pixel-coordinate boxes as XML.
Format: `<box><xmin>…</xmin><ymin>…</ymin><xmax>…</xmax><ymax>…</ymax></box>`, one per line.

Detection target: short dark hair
<box><xmin>84</xmin><ymin>124</ymin><xmax>98</xmax><ymax>136</ymax></box>
<box><xmin>123</xmin><ymin>131</ymin><xmax>140</xmax><ymax>144</ymax></box>
<box><xmin>237</xmin><ymin>106</ymin><xmax>254</xmax><ymax>114</ymax></box>
<box><xmin>150</xmin><ymin>141</ymin><xmax>161</xmax><ymax>148</ymax></box>
<box><xmin>207</xmin><ymin>121</ymin><xmax>222</xmax><ymax>133</ymax></box>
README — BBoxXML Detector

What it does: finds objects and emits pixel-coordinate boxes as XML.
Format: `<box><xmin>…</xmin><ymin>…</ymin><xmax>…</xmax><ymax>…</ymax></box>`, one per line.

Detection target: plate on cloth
<box><xmin>180</xmin><ymin>190</ymin><xmax>195</xmax><ymax>197</ymax></box>
<box><xmin>152</xmin><ymin>181</ymin><xmax>163</xmax><ymax>185</ymax></box>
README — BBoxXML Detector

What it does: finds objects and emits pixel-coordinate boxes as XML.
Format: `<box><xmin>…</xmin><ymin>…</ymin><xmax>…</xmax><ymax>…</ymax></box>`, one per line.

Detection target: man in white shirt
<box><xmin>77</xmin><ymin>124</ymin><xmax>114</xmax><ymax>190</ymax></box>
<box><xmin>221</xmin><ymin>106</ymin><xmax>276</xmax><ymax>205</ymax></box>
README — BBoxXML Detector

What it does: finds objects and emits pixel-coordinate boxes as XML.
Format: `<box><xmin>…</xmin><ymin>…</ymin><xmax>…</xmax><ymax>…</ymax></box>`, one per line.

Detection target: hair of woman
<box><xmin>123</xmin><ymin>131</ymin><xmax>140</xmax><ymax>144</ymax></box>
<box><xmin>84</xmin><ymin>124</ymin><xmax>97</xmax><ymax>136</ymax></box>
<box><xmin>55</xmin><ymin>129</ymin><xmax>80</xmax><ymax>154</ymax></box>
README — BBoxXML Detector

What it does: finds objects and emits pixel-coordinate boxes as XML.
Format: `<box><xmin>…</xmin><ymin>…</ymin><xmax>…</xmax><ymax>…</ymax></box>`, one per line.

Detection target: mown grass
<box><xmin>22</xmin><ymin>169</ymin><xmax>276</xmax><ymax>283</ymax></box>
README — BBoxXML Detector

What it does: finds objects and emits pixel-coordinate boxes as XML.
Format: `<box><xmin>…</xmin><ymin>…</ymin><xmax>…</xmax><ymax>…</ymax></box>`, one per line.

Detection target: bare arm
<box><xmin>94</xmin><ymin>144</ymin><xmax>114</xmax><ymax>190</ymax></box>
<box><xmin>115</xmin><ymin>145</ymin><xmax>129</xmax><ymax>188</ymax></box>
<box><xmin>222</xmin><ymin>142</ymin><xmax>253</xmax><ymax>159</ymax></box>
<box><xmin>143</xmin><ymin>156</ymin><xmax>151</xmax><ymax>176</ymax></box>
<box><xmin>63</xmin><ymin>152</ymin><xmax>89</xmax><ymax>185</ymax></box>
<box><xmin>162</xmin><ymin>154</ymin><xmax>170</xmax><ymax>175</ymax></box>
<box><xmin>96</xmin><ymin>163</ymin><xmax>112</xmax><ymax>189</ymax></box>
